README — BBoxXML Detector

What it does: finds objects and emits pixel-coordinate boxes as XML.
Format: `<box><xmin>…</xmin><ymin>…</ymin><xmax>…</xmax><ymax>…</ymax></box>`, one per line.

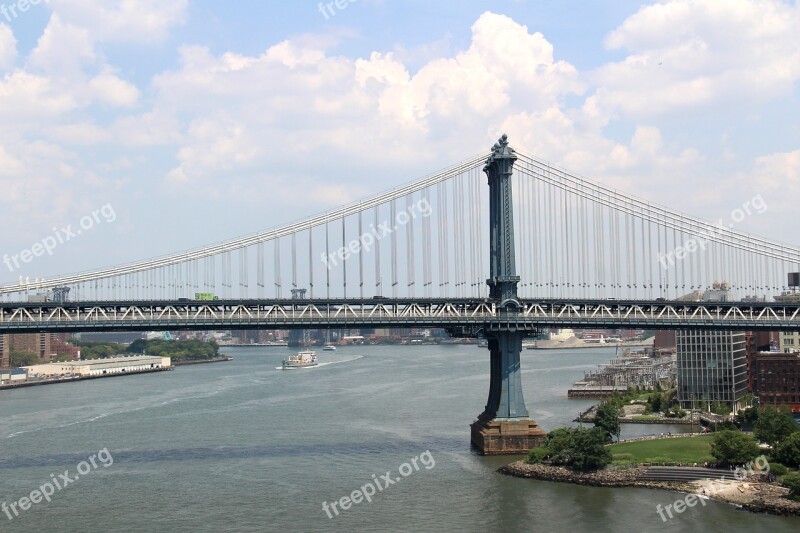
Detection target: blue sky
<box><xmin>0</xmin><ymin>0</ymin><xmax>798</xmax><ymax>284</ymax></box>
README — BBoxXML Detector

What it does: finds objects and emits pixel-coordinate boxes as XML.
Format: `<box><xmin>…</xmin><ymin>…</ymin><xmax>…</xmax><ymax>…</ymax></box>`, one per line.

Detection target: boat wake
<box><xmin>274</xmin><ymin>355</ymin><xmax>363</xmax><ymax>370</ymax></box>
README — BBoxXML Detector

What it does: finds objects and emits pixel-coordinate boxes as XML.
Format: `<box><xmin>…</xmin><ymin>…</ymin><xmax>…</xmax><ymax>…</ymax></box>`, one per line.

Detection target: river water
<box><xmin>1</xmin><ymin>345</ymin><xmax>796</xmax><ymax>532</ymax></box>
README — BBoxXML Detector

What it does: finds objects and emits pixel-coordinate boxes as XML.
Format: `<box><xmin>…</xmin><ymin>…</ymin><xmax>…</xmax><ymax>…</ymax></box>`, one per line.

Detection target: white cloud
<box><xmin>0</xmin><ymin>3</ymin><xmax>798</xmax><ymax>275</ymax></box>
<box><xmin>750</xmin><ymin>149</ymin><xmax>800</xmax><ymax>190</ymax></box>
<box><xmin>590</xmin><ymin>0</ymin><xmax>800</xmax><ymax>120</ymax></box>
<box><xmin>166</xmin><ymin>117</ymin><xmax>260</xmax><ymax>184</ymax></box>
<box><xmin>46</xmin><ymin>0</ymin><xmax>188</xmax><ymax>43</ymax></box>
<box><xmin>89</xmin><ymin>70</ymin><xmax>139</xmax><ymax>107</ymax></box>
<box><xmin>27</xmin><ymin>15</ymin><xmax>96</xmax><ymax>75</ymax></box>
<box><xmin>143</xmin><ymin>11</ymin><xmax>586</xmax><ymax>207</ymax></box>
<box><xmin>0</xmin><ymin>70</ymin><xmax>79</xmax><ymax>122</ymax></box>
<box><xmin>0</xmin><ymin>23</ymin><xmax>15</xmax><ymax>70</ymax></box>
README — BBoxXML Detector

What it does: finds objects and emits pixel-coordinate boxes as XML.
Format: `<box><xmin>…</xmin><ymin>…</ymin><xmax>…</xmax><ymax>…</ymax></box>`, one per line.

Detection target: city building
<box><xmin>779</xmin><ymin>331</ymin><xmax>800</xmax><ymax>353</ymax></box>
<box><xmin>675</xmin><ymin>282</ymin><xmax>749</xmax><ymax>413</ymax></box>
<box><xmin>8</xmin><ymin>333</ymin><xmax>53</xmax><ymax>360</ymax></box>
<box><xmin>51</xmin><ymin>333</ymin><xmax>81</xmax><ymax>361</ymax></box>
<box><xmin>751</xmin><ymin>352</ymin><xmax>800</xmax><ymax>413</ymax></box>
<box><xmin>677</xmin><ymin>330</ymin><xmax>748</xmax><ymax>412</ymax></box>
<box><xmin>654</xmin><ymin>330</ymin><xmax>676</xmax><ymax>351</ymax></box>
<box><xmin>0</xmin><ymin>334</ymin><xmax>9</xmax><ymax>368</ymax></box>
<box><xmin>0</xmin><ymin>368</ymin><xmax>27</xmax><ymax>385</ymax></box>
<box><xmin>746</xmin><ymin>331</ymin><xmax>778</xmax><ymax>392</ymax></box>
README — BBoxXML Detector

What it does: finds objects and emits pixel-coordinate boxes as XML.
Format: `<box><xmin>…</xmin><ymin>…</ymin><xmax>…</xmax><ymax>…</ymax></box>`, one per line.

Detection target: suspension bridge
<box><xmin>2</xmin><ymin>134</ymin><xmax>799</xmax><ymax>453</ymax></box>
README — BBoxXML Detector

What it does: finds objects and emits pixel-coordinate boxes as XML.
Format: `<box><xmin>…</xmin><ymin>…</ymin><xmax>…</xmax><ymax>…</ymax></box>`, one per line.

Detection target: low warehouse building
<box><xmin>24</xmin><ymin>356</ymin><xmax>171</xmax><ymax>377</ymax></box>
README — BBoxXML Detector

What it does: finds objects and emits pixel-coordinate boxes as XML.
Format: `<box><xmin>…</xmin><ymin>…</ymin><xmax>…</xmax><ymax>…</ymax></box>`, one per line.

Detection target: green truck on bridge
<box><xmin>194</xmin><ymin>293</ymin><xmax>220</xmax><ymax>301</ymax></box>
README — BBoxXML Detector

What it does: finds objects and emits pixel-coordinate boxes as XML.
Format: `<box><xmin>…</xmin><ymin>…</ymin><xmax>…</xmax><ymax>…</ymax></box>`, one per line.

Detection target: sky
<box><xmin>0</xmin><ymin>0</ymin><xmax>798</xmax><ymax>284</ymax></box>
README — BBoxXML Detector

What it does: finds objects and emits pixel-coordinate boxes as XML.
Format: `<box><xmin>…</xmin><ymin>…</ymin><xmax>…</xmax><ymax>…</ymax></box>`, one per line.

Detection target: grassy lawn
<box><xmin>608</xmin><ymin>435</ymin><xmax>714</xmax><ymax>465</ymax></box>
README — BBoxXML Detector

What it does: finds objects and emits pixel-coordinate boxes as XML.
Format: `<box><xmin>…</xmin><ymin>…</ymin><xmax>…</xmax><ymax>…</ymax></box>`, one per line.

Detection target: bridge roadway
<box><xmin>1</xmin><ymin>297</ymin><xmax>800</xmax><ymax>334</ymax></box>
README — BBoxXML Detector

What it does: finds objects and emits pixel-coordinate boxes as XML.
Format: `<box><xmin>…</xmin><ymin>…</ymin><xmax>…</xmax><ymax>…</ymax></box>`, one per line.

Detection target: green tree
<box><xmin>774</xmin><ymin>432</ymin><xmax>800</xmax><ymax>469</ymax></box>
<box><xmin>754</xmin><ymin>406</ymin><xmax>799</xmax><ymax>447</ymax></box>
<box><xmin>781</xmin><ymin>472</ymin><xmax>800</xmax><ymax>501</ymax></box>
<box><xmin>570</xmin><ymin>428</ymin><xmax>613</xmax><ymax>472</ymax></box>
<box><xmin>710</xmin><ymin>430</ymin><xmax>760</xmax><ymax>467</ymax></box>
<box><xmin>734</xmin><ymin>406</ymin><xmax>759</xmax><ymax>429</ymax></box>
<box><xmin>546</xmin><ymin>428</ymin><xmax>577</xmax><ymax>465</ymax></box>
<box><xmin>72</xmin><ymin>341</ymin><xmax>124</xmax><ymax>359</ymax></box>
<box><xmin>606</xmin><ymin>392</ymin><xmax>625</xmax><ymax>410</ymax></box>
<box><xmin>539</xmin><ymin>427</ymin><xmax>611</xmax><ymax>472</ymax></box>
<box><xmin>711</xmin><ymin>401</ymin><xmax>731</xmax><ymax>416</ymax></box>
<box><xmin>125</xmin><ymin>339</ymin><xmax>219</xmax><ymax>361</ymax></box>
<box><xmin>594</xmin><ymin>402</ymin><xmax>621</xmax><ymax>443</ymax></box>
<box><xmin>127</xmin><ymin>339</ymin><xmax>148</xmax><ymax>354</ymax></box>
<box><xmin>663</xmin><ymin>388</ymin><xmax>679</xmax><ymax>409</ymax></box>
<box><xmin>650</xmin><ymin>394</ymin><xmax>663</xmax><ymax>413</ymax></box>
<box><xmin>10</xmin><ymin>351</ymin><xmax>39</xmax><ymax>367</ymax></box>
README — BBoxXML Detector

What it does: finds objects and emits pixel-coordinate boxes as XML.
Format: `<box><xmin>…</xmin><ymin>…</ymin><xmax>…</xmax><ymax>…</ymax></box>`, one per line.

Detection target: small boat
<box><xmin>322</xmin><ymin>345</ymin><xmax>336</xmax><ymax>351</ymax></box>
<box><xmin>282</xmin><ymin>350</ymin><xmax>318</xmax><ymax>369</ymax></box>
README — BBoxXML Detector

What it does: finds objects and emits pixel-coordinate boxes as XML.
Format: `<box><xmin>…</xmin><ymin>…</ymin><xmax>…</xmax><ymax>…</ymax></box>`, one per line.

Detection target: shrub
<box><xmin>781</xmin><ymin>472</ymin><xmax>800</xmax><ymax>500</ymax></box>
<box><xmin>769</xmin><ymin>463</ymin><xmax>789</xmax><ymax>477</ymax></box>
<box><xmin>713</xmin><ymin>420</ymin><xmax>739</xmax><ymax>432</ymax></box>
<box><xmin>526</xmin><ymin>446</ymin><xmax>551</xmax><ymax>464</ymax></box>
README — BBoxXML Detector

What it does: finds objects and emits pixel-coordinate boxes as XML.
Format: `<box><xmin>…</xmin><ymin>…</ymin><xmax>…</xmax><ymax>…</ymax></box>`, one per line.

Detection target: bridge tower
<box><xmin>470</xmin><ymin>134</ymin><xmax>546</xmax><ymax>454</ymax></box>
<box><xmin>288</xmin><ymin>288</ymin><xmax>308</xmax><ymax>347</ymax></box>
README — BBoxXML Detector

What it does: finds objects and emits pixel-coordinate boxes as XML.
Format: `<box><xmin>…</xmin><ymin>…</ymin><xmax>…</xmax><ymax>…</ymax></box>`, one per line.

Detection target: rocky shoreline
<box><xmin>501</xmin><ymin>461</ymin><xmax>800</xmax><ymax>518</ymax></box>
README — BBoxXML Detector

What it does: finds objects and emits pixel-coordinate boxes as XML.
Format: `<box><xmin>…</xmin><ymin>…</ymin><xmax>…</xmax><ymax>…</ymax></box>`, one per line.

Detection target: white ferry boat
<box><xmin>322</xmin><ymin>345</ymin><xmax>336</xmax><ymax>351</ymax></box>
<box><xmin>774</xmin><ymin>291</ymin><xmax>800</xmax><ymax>303</ymax></box>
<box><xmin>282</xmin><ymin>350</ymin><xmax>318</xmax><ymax>369</ymax></box>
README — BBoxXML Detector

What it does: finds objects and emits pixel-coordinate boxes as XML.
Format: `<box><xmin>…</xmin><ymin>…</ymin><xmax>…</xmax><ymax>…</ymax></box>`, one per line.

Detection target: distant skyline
<box><xmin>0</xmin><ymin>0</ymin><xmax>798</xmax><ymax>283</ymax></box>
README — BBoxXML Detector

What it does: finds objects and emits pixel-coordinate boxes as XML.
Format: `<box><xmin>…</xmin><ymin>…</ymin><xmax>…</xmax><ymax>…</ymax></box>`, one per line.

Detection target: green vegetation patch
<box><xmin>127</xmin><ymin>339</ymin><xmax>220</xmax><ymax>361</ymax></box>
<box><xmin>608</xmin><ymin>435</ymin><xmax>714</xmax><ymax>464</ymax></box>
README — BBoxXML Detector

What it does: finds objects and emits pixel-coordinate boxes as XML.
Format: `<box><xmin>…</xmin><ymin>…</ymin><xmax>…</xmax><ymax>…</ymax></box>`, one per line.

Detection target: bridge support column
<box><xmin>471</xmin><ymin>332</ymin><xmax>545</xmax><ymax>454</ymax></box>
<box><xmin>472</xmin><ymin>134</ymin><xmax>546</xmax><ymax>455</ymax></box>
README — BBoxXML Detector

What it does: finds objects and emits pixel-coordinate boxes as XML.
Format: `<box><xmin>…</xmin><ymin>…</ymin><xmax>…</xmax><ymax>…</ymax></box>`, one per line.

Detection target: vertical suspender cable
<box><xmin>342</xmin><ymin>216</ymin><xmax>347</xmax><ymax>298</ymax></box>
<box><xmin>374</xmin><ymin>206</ymin><xmax>381</xmax><ymax>296</ymax></box>
<box><xmin>358</xmin><ymin>208</ymin><xmax>364</xmax><ymax>299</ymax></box>
<box><xmin>308</xmin><ymin>228</ymin><xmax>314</xmax><ymax>299</ymax></box>
<box><xmin>391</xmin><ymin>199</ymin><xmax>397</xmax><ymax>298</ymax></box>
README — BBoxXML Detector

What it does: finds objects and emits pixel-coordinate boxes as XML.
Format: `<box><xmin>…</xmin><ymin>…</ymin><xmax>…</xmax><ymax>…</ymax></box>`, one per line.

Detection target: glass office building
<box><xmin>676</xmin><ymin>330</ymin><xmax>748</xmax><ymax>413</ymax></box>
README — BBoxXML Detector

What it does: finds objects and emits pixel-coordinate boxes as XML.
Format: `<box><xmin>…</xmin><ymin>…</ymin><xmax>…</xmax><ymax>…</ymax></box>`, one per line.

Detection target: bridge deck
<box><xmin>1</xmin><ymin>298</ymin><xmax>799</xmax><ymax>333</ymax></box>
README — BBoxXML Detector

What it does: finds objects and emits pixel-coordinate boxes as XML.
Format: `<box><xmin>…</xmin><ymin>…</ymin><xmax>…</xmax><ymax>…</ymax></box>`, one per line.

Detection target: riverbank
<box><xmin>172</xmin><ymin>356</ymin><xmax>233</xmax><ymax>366</ymax></box>
<box><xmin>575</xmin><ymin>404</ymin><xmax>697</xmax><ymax>425</ymax></box>
<box><xmin>529</xmin><ymin>339</ymin><xmax>654</xmax><ymax>350</ymax></box>
<box><xmin>501</xmin><ymin>462</ymin><xmax>800</xmax><ymax>517</ymax></box>
<box><xmin>0</xmin><ymin>366</ymin><xmax>173</xmax><ymax>390</ymax></box>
